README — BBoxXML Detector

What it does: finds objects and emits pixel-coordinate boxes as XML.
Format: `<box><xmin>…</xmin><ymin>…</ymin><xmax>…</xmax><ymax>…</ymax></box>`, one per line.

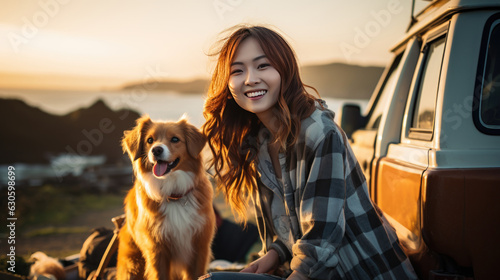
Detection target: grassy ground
<box><xmin>0</xmin><ymin>184</ymin><xmax>127</xmax><ymax>260</ymax></box>
<box><xmin>0</xmin><ymin>182</ymin><xmax>247</xmax><ymax>258</ymax></box>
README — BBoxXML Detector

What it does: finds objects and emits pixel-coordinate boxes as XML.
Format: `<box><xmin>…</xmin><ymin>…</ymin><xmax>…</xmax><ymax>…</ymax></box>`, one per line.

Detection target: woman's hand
<box><xmin>241</xmin><ymin>249</ymin><xmax>280</xmax><ymax>274</ymax></box>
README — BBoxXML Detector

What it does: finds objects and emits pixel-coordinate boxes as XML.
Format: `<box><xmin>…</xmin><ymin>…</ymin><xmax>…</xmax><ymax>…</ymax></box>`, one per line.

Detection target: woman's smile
<box><xmin>245</xmin><ymin>89</ymin><xmax>267</xmax><ymax>99</ymax></box>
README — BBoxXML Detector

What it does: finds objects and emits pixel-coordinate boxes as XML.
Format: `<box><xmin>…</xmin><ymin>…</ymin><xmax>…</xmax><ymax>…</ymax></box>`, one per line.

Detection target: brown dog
<box><xmin>118</xmin><ymin>115</ymin><xmax>216</xmax><ymax>280</ymax></box>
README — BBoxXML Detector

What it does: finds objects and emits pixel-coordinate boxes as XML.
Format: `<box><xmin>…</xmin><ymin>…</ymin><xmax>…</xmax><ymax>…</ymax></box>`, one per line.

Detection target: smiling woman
<box><xmin>202</xmin><ymin>25</ymin><xmax>418</xmax><ymax>280</ymax></box>
<box><xmin>203</xmin><ymin>24</ymin><xmax>318</xmax><ymax>221</ymax></box>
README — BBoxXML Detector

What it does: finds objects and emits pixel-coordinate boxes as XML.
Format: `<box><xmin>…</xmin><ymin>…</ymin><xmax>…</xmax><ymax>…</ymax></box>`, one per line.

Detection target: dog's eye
<box><xmin>171</xmin><ymin>137</ymin><xmax>180</xmax><ymax>143</ymax></box>
<box><xmin>147</xmin><ymin>137</ymin><xmax>154</xmax><ymax>144</ymax></box>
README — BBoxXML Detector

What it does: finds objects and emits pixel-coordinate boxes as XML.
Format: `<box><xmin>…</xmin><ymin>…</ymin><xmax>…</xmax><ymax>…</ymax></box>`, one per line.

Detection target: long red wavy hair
<box><xmin>202</xmin><ymin>25</ymin><xmax>319</xmax><ymax>222</ymax></box>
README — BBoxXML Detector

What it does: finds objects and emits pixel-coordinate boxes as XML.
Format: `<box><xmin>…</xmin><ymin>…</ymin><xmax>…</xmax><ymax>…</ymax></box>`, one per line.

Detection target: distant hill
<box><xmin>121</xmin><ymin>78</ymin><xmax>209</xmax><ymax>94</ymax></box>
<box><xmin>120</xmin><ymin>62</ymin><xmax>384</xmax><ymax>99</ymax></box>
<box><xmin>0</xmin><ymin>98</ymin><xmax>141</xmax><ymax>164</ymax></box>
<box><xmin>300</xmin><ymin>63</ymin><xmax>384</xmax><ymax>99</ymax></box>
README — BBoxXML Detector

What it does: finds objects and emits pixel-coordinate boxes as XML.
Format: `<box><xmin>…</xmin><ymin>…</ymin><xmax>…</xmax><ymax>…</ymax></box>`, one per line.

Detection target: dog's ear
<box><xmin>179</xmin><ymin>118</ymin><xmax>206</xmax><ymax>158</ymax></box>
<box><xmin>122</xmin><ymin>115</ymin><xmax>152</xmax><ymax>161</ymax></box>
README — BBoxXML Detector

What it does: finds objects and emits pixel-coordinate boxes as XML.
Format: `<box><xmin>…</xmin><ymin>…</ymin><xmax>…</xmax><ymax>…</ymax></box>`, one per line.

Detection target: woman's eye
<box><xmin>171</xmin><ymin>137</ymin><xmax>180</xmax><ymax>143</ymax></box>
<box><xmin>258</xmin><ymin>63</ymin><xmax>270</xmax><ymax>69</ymax></box>
<box><xmin>147</xmin><ymin>137</ymin><xmax>154</xmax><ymax>144</ymax></box>
<box><xmin>230</xmin><ymin>69</ymin><xmax>242</xmax><ymax>75</ymax></box>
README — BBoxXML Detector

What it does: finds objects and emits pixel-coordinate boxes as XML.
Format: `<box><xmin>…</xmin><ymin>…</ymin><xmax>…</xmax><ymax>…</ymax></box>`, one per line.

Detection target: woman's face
<box><xmin>228</xmin><ymin>37</ymin><xmax>281</xmax><ymax>121</ymax></box>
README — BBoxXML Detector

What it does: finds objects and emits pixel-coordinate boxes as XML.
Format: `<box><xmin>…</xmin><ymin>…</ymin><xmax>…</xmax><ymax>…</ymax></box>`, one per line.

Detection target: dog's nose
<box><xmin>152</xmin><ymin>146</ymin><xmax>163</xmax><ymax>157</ymax></box>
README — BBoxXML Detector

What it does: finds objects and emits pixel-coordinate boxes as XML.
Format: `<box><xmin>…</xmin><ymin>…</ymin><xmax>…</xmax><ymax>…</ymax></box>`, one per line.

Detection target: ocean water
<box><xmin>0</xmin><ymin>88</ymin><xmax>368</xmax><ymax>128</ymax></box>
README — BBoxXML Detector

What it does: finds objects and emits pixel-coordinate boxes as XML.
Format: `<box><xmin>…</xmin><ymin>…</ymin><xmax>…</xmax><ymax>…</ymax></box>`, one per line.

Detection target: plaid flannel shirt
<box><xmin>253</xmin><ymin>104</ymin><xmax>417</xmax><ymax>279</ymax></box>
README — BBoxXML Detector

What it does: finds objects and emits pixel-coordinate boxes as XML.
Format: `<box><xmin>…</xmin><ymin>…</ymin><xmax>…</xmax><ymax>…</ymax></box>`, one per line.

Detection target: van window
<box><xmin>410</xmin><ymin>36</ymin><xmax>446</xmax><ymax>138</ymax></box>
<box><xmin>366</xmin><ymin>53</ymin><xmax>403</xmax><ymax>129</ymax></box>
<box><xmin>474</xmin><ymin>16</ymin><xmax>500</xmax><ymax>134</ymax></box>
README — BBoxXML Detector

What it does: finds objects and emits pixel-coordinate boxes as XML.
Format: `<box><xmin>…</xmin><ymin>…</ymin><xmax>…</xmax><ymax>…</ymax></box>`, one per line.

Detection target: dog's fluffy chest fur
<box><xmin>129</xmin><ymin>170</ymin><xmax>206</xmax><ymax>263</ymax></box>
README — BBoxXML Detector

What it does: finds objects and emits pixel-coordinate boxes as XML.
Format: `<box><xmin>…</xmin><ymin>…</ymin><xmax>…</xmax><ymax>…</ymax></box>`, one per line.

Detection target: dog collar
<box><xmin>167</xmin><ymin>188</ymin><xmax>193</xmax><ymax>201</ymax></box>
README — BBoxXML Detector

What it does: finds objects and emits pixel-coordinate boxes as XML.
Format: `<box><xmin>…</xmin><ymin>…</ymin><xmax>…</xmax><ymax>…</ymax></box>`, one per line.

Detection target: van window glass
<box><xmin>479</xmin><ymin>21</ymin><xmax>500</xmax><ymax>127</ymax></box>
<box><xmin>367</xmin><ymin>53</ymin><xmax>403</xmax><ymax>129</ymax></box>
<box><xmin>411</xmin><ymin>37</ymin><xmax>446</xmax><ymax>131</ymax></box>
<box><xmin>473</xmin><ymin>16</ymin><xmax>500</xmax><ymax>134</ymax></box>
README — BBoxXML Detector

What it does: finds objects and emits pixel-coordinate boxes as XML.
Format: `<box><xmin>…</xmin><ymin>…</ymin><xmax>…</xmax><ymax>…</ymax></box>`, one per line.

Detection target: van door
<box><xmin>349</xmin><ymin>37</ymin><xmax>420</xmax><ymax>197</ymax></box>
<box><xmin>376</xmin><ymin>23</ymin><xmax>449</xmax><ymax>259</ymax></box>
<box><xmin>349</xmin><ymin>52</ymin><xmax>404</xmax><ymax>195</ymax></box>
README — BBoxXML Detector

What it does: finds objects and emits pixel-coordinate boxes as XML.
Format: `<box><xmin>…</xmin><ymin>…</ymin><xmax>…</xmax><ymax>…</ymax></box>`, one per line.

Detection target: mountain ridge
<box><xmin>300</xmin><ymin>63</ymin><xmax>384</xmax><ymax>99</ymax></box>
<box><xmin>0</xmin><ymin>98</ymin><xmax>141</xmax><ymax>164</ymax></box>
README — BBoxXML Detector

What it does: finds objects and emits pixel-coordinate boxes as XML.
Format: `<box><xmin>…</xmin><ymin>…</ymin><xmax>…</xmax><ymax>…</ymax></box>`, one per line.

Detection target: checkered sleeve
<box><xmin>290</xmin><ymin>129</ymin><xmax>347</xmax><ymax>278</ymax></box>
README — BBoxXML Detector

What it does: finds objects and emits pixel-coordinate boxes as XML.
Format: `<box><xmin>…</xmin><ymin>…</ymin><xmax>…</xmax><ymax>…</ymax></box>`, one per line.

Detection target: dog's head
<box><xmin>122</xmin><ymin>115</ymin><xmax>206</xmax><ymax>179</ymax></box>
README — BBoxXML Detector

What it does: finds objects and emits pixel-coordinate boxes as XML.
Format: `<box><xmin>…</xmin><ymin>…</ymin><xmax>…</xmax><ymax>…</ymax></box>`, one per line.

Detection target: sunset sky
<box><xmin>0</xmin><ymin>0</ymin><xmax>427</xmax><ymax>90</ymax></box>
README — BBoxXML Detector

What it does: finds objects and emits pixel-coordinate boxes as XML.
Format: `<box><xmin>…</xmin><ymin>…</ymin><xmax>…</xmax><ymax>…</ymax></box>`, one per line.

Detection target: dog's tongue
<box><xmin>153</xmin><ymin>161</ymin><xmax>168</xmax><ymax>177</ymax></box>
